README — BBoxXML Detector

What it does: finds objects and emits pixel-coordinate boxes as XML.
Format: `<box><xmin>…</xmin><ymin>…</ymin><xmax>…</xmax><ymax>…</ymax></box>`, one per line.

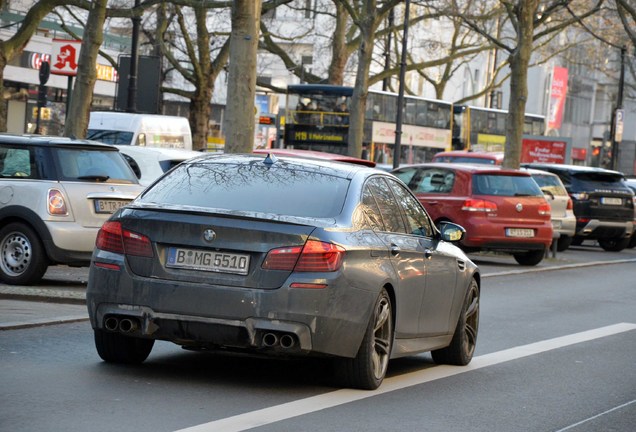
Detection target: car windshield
<box><xmin>87</xmin><ymin>129</ymin><xmax>134</xmax><ymax>145</ymax></box>
<box><xmin>54</xmin><ymin>148</ymin><xmax>138</xmax><ymax>183</ymax></box>
<box><xmin>572</xmin><ymin>172</ymin><xmax>626</xmax><ymax>188</ymax></box>
<box><xmin>531</xmin><ymin>173</ymin><xmax>568</xmax><ymax>196</ymax></box>
<box><xmin>473</xmin><ymin>174</ymin><xmax>543</xmax><ymax>197</ymax></box>
<box><xmin>138</xmin><ymin>161</ymin><xmax>350</xmax><ymax>218</ymax></box>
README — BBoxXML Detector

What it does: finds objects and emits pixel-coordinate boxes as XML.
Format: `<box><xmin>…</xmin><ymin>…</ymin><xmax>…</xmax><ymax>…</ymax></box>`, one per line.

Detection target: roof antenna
<box><xmin>263</xmin><ymin>153</ymin><xmax>278</xmax><ymax>166</ymax></box>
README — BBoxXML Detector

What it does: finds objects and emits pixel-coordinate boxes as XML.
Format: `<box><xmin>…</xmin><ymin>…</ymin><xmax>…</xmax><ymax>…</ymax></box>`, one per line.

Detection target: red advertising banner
<box><xmin>50</xmin><ymin>39</ymin><xmax>81</xmax><ymax>76</ymax></box>
<box><xmin>521</xmin><ymin>138</ymin><xmax>567</xmax><ymax>164</ymax></box>
<box><xmin>547</xmin><ymin>67</ymin><xmax>568</xmax><ymax>130</ymax></box>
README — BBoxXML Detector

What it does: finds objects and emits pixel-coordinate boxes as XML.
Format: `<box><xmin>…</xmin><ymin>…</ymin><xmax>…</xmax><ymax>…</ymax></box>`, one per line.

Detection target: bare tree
<box><xmin>224</xmin><ymin>0</ymin><xmax>263</xmax><ymax>153</ymax></box>
<box><xmin>0</xmin><ymin>0</ymin><xmax>91</xmax><ymax>132</ymax></box>
<box><xmin>63</xmin><ymin>0</ymin><xmax>108</xmax><ymax>138</ymax></box>
<box><xmin>456</xmin><ymin>0</ymin><xmax>603</xmax><ymax>169</ymax></box>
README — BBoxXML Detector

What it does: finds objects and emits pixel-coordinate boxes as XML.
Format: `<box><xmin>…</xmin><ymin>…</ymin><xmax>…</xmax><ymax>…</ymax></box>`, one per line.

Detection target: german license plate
<box><xmin>505</xmin><ymin>228</ymin><xmax>535</xmax><ymax>238</ymax></box>
<box><xmin>166</xmin><ymin>247</ymin><xmax>250</xmax><ymax>275</ymax></box>
<box><xmin>94</xmin><ymin>199</ymin><xmax>129</xmax><ymax>214</ymax></box>
<box><xmin>600</xmin><ymin>197</ymin><xmax>622</xmax><ymax>205</ymax></box>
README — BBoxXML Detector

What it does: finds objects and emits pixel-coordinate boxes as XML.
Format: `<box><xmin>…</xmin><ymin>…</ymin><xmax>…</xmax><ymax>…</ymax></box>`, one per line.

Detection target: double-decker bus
<box><xmin>283</xmin><ymin>84</ymin><xmax>453</xmax><ymax>164</ymax></box>
<box><xmin>452</xmin><ymin>105</ymin><xmax>546</xmax><ymax>152</ymax></box>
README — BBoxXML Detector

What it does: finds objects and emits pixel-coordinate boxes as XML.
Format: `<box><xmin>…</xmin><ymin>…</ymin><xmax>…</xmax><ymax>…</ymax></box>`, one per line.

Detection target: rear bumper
<box><xmin>86</xmin><ymin>253</ymin><xmax>375</xmax><ymax>359</ymax></box>
<box><xmin>575</xmin><ymin>220</ymin><xmax>634</xmax><ymax>239</ymax></box>
<box><xmin>460</xmin><ymin>216</ymin><xmax>553</xmax><ymax>251</ymax></box>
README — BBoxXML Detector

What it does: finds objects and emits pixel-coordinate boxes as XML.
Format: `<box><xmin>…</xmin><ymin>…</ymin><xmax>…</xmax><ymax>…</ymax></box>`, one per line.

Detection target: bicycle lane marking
<box><xmin>174</xmin><ymin>322</ymin><xmax>636</xmax><ymax>432</ymax></box>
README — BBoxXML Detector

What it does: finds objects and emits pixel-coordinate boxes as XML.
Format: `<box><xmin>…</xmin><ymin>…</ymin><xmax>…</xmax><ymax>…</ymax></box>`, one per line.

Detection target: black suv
<box><xmin>0</xmin><ymin>134</ymin><xmax>144</xmax><ymax>285</ymax></box>
<box><xmin>522</xmin><ymin>163</ymin><xmax>635</xmax><ymax>252</ymax></box>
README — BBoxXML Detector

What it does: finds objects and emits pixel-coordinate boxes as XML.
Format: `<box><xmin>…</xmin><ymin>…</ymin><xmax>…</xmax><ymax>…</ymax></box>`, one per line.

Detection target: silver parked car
<box><xmin>86</xmin><ymin>153</ymin><xmax>480</xmax><ymax>389</ymax></box>
<box><xmin>0</xmin><ymin>135</ymin><xmax>144</xmax><ymax>285</ymax></box>
<box><xmin>524</xmin><ymin>168</ymin><xmax>577</xmax><ymax>251</ymax></box>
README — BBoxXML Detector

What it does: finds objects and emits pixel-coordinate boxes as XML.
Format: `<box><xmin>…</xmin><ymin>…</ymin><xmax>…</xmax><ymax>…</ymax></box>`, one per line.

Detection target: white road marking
<box><xmin>553</xmin><ymin>399</ymin><xmax>636</xmax><ymax>432</ymax></box>
<box><xmin>174</xmin><ymin>323</ymin><xmax>636</xmax><ymax>432</ymax></box>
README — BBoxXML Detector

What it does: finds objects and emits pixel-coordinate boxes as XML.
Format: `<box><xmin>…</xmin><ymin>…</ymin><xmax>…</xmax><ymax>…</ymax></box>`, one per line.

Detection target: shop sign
<box><xmin>51</xmin><ymin>39</ymin><xmax>81</xmax><ymax>76</ymax></box>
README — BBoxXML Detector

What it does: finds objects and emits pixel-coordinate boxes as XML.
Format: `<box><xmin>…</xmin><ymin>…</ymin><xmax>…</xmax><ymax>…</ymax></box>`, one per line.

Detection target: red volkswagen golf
<box><xmin>392</xmin><ymin>163</ymin><xmax>553</xmax><ymax>266</ymax></box>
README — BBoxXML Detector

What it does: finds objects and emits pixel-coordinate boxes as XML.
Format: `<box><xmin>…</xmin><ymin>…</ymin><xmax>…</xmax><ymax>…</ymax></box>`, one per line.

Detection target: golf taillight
<box><xmin>96</xmin><ymin>221</ymin><xmax>153</xmax><ymax>257</ymax></box>
<box><xmin>566</xmin><ymin>198</ymin><xmax>573</xmax><ymax>210</ymax></box>
<box><xmin>462</xmin><ymin>199</ymin><xmax>497</xmax><ymax>213</ymax></box>
<box><xmin>262</xmin><ymin>240</ymin><xmax>345</xmax><ymax>272</ymax></box>
<box><xmin>538</xmin><ymin>202</ymin><xmax>551</xmax><ymax>216</ymax></box>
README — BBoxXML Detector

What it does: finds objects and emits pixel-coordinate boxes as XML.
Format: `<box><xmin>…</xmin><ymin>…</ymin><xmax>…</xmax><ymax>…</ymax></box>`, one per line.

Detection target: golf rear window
<box><xmin>139</xmin><ymin>162</ymin><xmax>350</xmax><ymax>218</ymax></box>
<box><xmin>473</xmin><ymin>174</ymin><xmax>542</xmax><ymax>197</ymax></box>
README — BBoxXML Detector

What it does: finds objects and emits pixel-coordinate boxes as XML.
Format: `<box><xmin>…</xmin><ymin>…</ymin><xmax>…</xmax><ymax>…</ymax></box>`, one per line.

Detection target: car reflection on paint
<box><xmin>86</xmin><ymin>153</ymin><xmax>480</xmax><ymax>390</ymax></box>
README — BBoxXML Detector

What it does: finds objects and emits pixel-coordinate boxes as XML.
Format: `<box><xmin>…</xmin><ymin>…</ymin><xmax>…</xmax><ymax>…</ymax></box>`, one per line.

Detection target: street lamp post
<box><xmin>392</xmin><ymin>0</ymin><xmax>410</xmax><ymax>170</ymax></box>
<box><xmin>609</xmin><ymin>45</ymin><xmax>626</xmax><ymax>171</ymax></box>
<box><xmin>126</xmin><ymin>0</ymin><xmax>141</xmax><ymax>113</ymax></box>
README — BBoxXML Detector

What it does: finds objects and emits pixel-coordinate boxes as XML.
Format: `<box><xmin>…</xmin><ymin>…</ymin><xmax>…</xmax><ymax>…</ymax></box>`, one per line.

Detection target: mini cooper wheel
<box><xmin>94</xmin><ymin>329</ymin><xmax>154</xmax><ymax>364</ymax></box>
<box><xmin>0</xmin><ymin>222</ymin><xmax>48</xmax><ymax>285</ymax></box>
<box><xmin>336</xmin><ymin>288</ymin><xmax>393</xmax><ymax>390</ymax></box>
<box><xmin>432</xmin><ymin>278</ymin><xmax>479</xmax><ymax>365</ymax></box>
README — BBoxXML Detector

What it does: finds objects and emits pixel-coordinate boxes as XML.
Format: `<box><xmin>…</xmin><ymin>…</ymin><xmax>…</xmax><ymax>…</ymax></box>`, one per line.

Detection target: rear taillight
<box><xmin>538</xmin><ymin>202</ymin><xmax>551</xmax><ymax>216</ymax></box>
<box><xmin>462</xmin><ymin>199</ymin><xmax>497</xmax><ymax>213</ymax></box>
<box><xmin>96</xmin><ymin>221</ymin><xmax>153</xmax><ymax>257</ymax></box>
<box><xmin>566</xmin><ymin>198</ymin><xmax>573</xmax><ymax>210</ymax></box>
<box><xmin>262</xmin><ymin>240</ymin><xmax>345</xmax><ymax>272</ymax></box>
<box><xmin>48</xmin><ymin>189</ymin><xmax>67</xmax><ymax>215</ymax></box>
<box><xmin>261</xmin><ymin>246</ymin><xmax>302</xmax><ymax>270</ymax></box>
<box><xmin>570</xmin><ymin>192</ymin><xmax>588</xmax><ymax>201</ymax></box>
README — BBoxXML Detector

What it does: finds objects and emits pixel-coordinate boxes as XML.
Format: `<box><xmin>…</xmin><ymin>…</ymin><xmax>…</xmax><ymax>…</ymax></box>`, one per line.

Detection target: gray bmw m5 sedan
<box><xmin>86</xmin><ymin>153</ymin><xmax>480</xmax><ymax>390</ymax></box>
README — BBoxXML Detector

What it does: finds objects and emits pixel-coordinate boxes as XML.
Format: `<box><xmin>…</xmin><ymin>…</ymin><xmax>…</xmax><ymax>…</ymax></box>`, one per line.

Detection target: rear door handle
<box><xmin>390</xmin><ymin>244</ymin><xmax>400</xmax><ymax>256</ymax></box>
<box><xmin>424</xmin><ymin>249</ymin><xmax>433</xmax><ymax>259</ymax></box>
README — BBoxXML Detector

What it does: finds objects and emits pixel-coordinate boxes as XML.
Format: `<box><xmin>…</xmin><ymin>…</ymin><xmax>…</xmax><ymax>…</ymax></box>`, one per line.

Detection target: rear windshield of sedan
<box><xmin>473</xmin><ymin>174</ymin><xmax>543</xmax><ymax>197</ymax></box>
<box><xmin>138</xmin><ymin>162</ymin><xmax>350</xmax><ymax>218</ymax></box>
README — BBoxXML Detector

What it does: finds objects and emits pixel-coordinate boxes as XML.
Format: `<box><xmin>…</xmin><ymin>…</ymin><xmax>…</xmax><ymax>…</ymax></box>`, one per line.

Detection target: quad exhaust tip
<box><xmin>103</xmin><ymin>316</ymin><xmax>139</xmax><ymax>333</ymax></box>
<box><xmin>262</xmin><ymin>332</ymin><xmax>296</xmax><ymax>349</ymax></box>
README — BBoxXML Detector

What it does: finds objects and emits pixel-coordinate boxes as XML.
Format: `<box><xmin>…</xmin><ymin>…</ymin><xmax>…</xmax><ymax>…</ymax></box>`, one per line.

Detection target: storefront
<box><xmin>3</xmin><ymin>42</ymin><xmax>118</xmax><ymax>135</ymax></box>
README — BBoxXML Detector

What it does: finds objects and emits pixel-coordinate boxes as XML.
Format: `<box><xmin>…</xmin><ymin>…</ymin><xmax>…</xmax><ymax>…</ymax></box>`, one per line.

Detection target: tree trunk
<box><xmin>502</xmin><ymin>0</ymin><xmax>539</xmax><ymax>169</ymax></box>
<box><xmin>327</xmin><ymin>2</ymin><xmax>349</xmax><ymax>85</ymax></box>
<box><xmin>63</xmin><ymin>0</ymin><xmax>107</xmax><ymax>138</ymax></box>
<box><xmin>0</xmin><ymin>54</ymin><xmax>8</xmax><ymax>132</ymax></box>
<box><xmin>224</xmin><ymin>0</ymin><xmax>262</xmax><ymax>153</ymax></box>
<box><xmin>348</xmin><ymin>0</ymin><xmax>377</xmax><ymax>159</ymax></box>
<box><xmin>189</xmin><ymin>85</ymin><xmax>212</xmax><ymax>151</ymax></box>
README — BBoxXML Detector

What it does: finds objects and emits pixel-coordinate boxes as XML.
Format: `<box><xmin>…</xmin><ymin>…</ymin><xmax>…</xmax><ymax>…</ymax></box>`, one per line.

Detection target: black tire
<box><xmin>628</xmin><ymin>235</ymin><xmax>636</xmax><ymax>249</ymax></box>
<box><xmin>598</xmin><ymin>237</ymin><xmax>630</xmax><ymax>252</ymax></box>
<box><xmin>513</xmin><ymin>249</ymin><xmax>545</xmax><ymax>266</ymax></box>
<box><xmin>570</xmin><ymin>236</ymin><xmax>584</xmax><ymax>246</ymax></box>
<box><xmin>0</xmin><ymin>222</ymin><xmax>48</xmax><ymax>285</ymax></box>
<box><xmin>556</xmin><ymin>235</ymin><xmax>572</xmax><ymax>252</ymax></box>
<box><xmin>432</xmin><ymin>278</ymin><xmax>479</xmax><ymax>366</ymax></box>
<box><xmin>94</xmin><ymin>329</ymin><xmax>154</xmax><ymax>364</ymax></box>
<box><xmin>335</xmin><ymin>288</ymin><xmax>393</xmax><ymax>390</ymax></box>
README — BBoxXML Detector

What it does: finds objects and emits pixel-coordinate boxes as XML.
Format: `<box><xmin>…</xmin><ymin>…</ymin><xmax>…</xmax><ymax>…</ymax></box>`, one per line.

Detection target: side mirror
<box><xmin>439</xmin><ymin>221</ymin><xmax>465</xmax><ymax>243</ymax></box>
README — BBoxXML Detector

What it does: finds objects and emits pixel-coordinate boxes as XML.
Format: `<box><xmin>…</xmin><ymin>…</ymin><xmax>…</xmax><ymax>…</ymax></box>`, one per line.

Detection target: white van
<box><xmin>87</xmin><ymin>112</ymin><xmax>193</xmax><ymax>151</ymax></box>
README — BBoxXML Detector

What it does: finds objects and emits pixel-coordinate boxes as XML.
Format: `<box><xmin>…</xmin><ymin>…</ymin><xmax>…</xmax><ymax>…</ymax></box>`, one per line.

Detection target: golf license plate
<box><xmin>166</xmin><ymin>247</ymin><xmax>250</xmax><ymax>275</ymax></box>
<box><xmin>600</xmin><ymin>197</ymin><xmax>622</xmax><ymax>205</ymax></box>
<box><xmin>505</xmin><ymin>228</ymin><xmax>535</xmax><ymax>238</ymax></box>
<box><xmin>94</xmin><ymin>199</ymin><xmax>129</xmax><ymax>214</ymax></box>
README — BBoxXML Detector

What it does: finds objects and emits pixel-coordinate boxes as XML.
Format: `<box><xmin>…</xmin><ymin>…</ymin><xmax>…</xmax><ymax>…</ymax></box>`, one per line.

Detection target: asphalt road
<box><xmin>0</xmin><ymin>243</ymin><xmax>635</xmax><ymax>432</ymax></box>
